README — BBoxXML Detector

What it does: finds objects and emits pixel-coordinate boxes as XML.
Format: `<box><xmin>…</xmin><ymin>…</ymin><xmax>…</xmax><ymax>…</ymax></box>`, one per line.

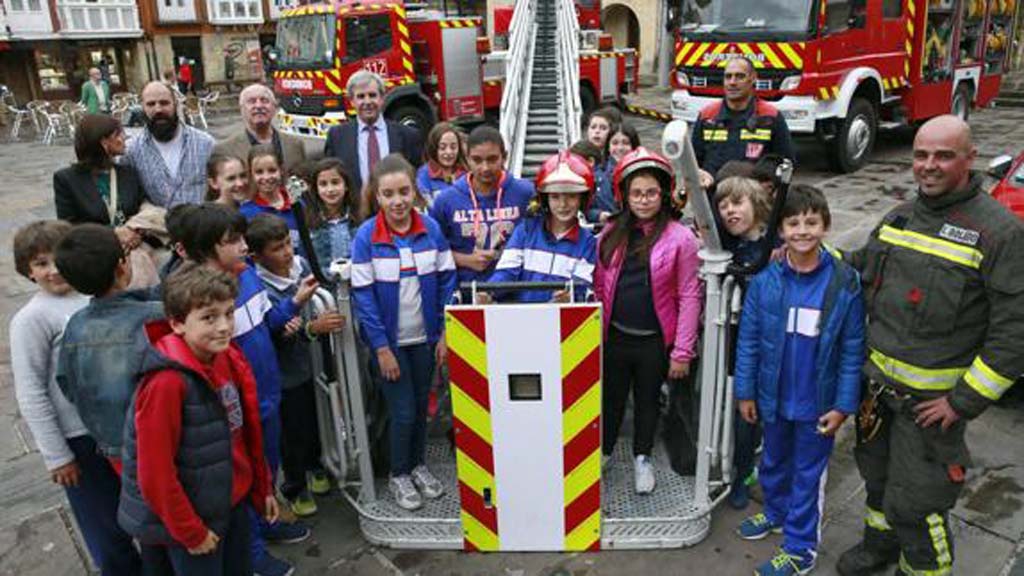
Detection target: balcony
<box><xmin>206</xmin><ymin>0</ymin><xmax>263</xmax><ymax>25</ymax></box>
<box><xmin>56</xmin><ymin>0</ymin><xmax>142</xmax><ymax>38</ymax></box>
<box><xmin>157</xmin><ymin>0</ymin><xmax>198</xmax><ymax>23</ymax></box>
<box><xmin>3</xmin><ymin>0</ymin><xmax>57</xmax><ymax>39</ymax></box>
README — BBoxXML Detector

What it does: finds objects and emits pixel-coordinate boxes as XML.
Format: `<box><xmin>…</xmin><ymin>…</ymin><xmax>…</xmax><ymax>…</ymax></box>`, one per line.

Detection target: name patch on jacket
<box><xmin>218</xmin><ymin>383</ymin><xmax>244</xmax><ymax>432</ymax></box>
<box><xmin>939</xmin><ymin>224</ymin><xmax>980</xmax><ymax>246</ymax></box>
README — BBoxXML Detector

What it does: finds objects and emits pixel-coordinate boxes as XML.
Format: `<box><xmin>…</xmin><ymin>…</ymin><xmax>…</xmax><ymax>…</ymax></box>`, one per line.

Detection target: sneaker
<box><xmin>754</xmin><ymin>549</ymin><xmax>816</xmax><ymax>576</ymax></box>
<box><xmin>309</xmin><ymin>470</ymin><xmax>331</xmax><ymax>495</ymax></box>
<box><xmin>634</xmin><ymin>455</ymin><xmax>655</xmax><ymax>494</ymax></box>
<box><xmin>390</xmin><ymin>475</ymin><xmax>423</xmax><ymax>510</ymax></box>
<box><xmin>411</xmin><ymin>465</ymin><xmax>444</xmax><ymax>499</ymax></box>
<box><xmin>289</xmin><ymin>491</ymin><xmax>318</xmax><ymax>517</ymax></box>
<box><xmin>728</xmin><ymin>478</ymin><xmax>750</xmax><ymax>510</ymax></box>
<box><xmin>263</xmin><ymin>520</ymin><xmax>311</xmax><ymax>544</ymax></box>
<box><xmin>253</xmin><ymin>551</ymin><xmax>295</xmax><ymax>576</ymax></box>
<box><xmin>737</xmin><ymin>513</ymin><xmax>783</xmax><ymax>540</ymax></box>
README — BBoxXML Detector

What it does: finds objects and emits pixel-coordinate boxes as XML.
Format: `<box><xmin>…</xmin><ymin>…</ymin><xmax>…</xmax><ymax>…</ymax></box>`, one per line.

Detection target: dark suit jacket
<box><xmin>323</xmin><ymin>119</ymin><xmax>423</xmax><ymax>194</ymax></box>
<box><xmin>54</xmin><ymin>164</ymin><xmax>147</xmax><ymax>226</ymax></box>
<box><xmin>214</xmin><ymin>128</ymin><xmax>308</xmax><ymax>174</ymax></box>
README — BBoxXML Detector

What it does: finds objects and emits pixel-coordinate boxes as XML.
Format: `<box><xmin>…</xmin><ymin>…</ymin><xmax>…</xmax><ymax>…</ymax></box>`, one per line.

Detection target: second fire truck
<box><xmin>670</xmin><ymin>0</ymin><xmax>1017</xmax><ymax>172</ymax></box>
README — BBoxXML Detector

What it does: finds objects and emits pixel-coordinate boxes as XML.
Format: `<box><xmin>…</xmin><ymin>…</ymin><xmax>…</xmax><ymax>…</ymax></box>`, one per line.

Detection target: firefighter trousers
<box><xmin>853</xmin><ymin>389</ymin><xmax>971</xmax><ymax>575</ymax></box>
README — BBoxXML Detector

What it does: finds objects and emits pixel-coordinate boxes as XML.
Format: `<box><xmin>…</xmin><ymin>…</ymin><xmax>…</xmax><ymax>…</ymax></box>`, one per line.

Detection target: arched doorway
<box><xmin>602</xmin><ymin>4</ymin><xmax>640</xmax><ymax>53</ymax></box>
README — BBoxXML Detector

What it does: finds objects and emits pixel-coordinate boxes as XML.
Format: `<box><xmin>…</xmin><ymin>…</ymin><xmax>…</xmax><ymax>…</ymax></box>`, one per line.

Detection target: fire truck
<box><xmin>270</xmin><ymin>0</ymin><xmax>637</xmax><ymax>140</ymax></box>
<box><xmin>669</xmin><ymin>0</ymin><xmax>1017</xmax><ymax>172</ymax></box>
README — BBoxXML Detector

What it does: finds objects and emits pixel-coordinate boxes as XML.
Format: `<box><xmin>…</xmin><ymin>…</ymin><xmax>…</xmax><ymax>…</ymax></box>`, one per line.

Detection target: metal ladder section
<box><xmin>500</xmin><ymin>0</ymin><xmax>581</xmax><ymax>178</ymax></box>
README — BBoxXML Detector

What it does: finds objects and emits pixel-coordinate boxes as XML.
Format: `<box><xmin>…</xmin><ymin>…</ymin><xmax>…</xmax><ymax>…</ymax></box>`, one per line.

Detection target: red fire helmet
<box><xmin>535</xmin><ymin>151</ymin><xmax>595</xmax><ymax>206</ymax></box>
<box><xmin>611</xmin><ymin>146</ymin><xmax>675</xmax><ymax>204</ymax></box>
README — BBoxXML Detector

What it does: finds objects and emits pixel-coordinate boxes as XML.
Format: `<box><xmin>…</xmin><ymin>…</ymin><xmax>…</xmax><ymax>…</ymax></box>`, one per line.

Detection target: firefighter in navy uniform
<box><xmin>836</xmin><ymin>116</ymin><xmax>1024</xmax><ymax>576</ymax></box>
<box><xmin>691</xmin><ymin>56</ymin><xmax>795</xmax><ymax>188</ymax></box>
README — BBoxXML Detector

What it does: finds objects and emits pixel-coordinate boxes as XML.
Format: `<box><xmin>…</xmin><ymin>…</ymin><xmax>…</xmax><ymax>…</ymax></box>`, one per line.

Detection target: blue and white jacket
<box><xmin>234</xmin><ymin>264</ymin><xmax>298</xmax><ymax>417</ymax></box>
<box><xmin>351</xmin><ymin>211</ymin><xmax>457</xmax><ymax>352</ymax></box>
<box><xmin>489</xmin><ymin>216</ymin><xmax>597</xmax><ymax>302</ymax></box>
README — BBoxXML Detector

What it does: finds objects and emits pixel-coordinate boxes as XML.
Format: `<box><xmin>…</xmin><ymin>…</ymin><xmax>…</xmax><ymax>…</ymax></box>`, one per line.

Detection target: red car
<box><xmin>988</xmin><ymin>153</ymin><xmax>1024</xmax><ymax>219</ymax></box>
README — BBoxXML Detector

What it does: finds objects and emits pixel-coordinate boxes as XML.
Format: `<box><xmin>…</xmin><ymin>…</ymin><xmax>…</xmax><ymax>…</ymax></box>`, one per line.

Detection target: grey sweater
<box><xmin>10</xmin><ymin>290</ymin><xmax>89</xmax><ymax>470</ymax></box>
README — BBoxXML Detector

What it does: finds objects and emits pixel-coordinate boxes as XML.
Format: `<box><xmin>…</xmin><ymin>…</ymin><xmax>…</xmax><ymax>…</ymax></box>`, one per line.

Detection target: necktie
<box><xmin>366</xmin><ymin>125</ymin><xmax>381</xmax><ymax>176</ymax></box>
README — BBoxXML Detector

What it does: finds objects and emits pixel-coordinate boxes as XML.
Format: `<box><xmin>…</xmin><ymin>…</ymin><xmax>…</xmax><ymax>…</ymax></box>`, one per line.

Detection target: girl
<box><xmin>489</xmin><ymin>151</ymin><xmax>597</xmax><ymax>303</ymax></box>
<box><xmin>607</xmin><ymin>122</ymin><xmax>641</xmax><ymax>165</ymax></box>
<box><xmin>350</xmin><ymin>154</ymin><xmax>457</xmax><ymax>511</ymax></box>
<box><xmin>584</xmin><ymin>107</ymin><xmax>620</xmax><ymax>151</ymax></box>
<box><xmin>239</xmin><ymin>144</ymin><xmax>304</xmax><ymax>256</ymax></box>
<box><xmin>205</xmin><ymin>153</ymin><xmax>249</xmax><ymax>206</ymax></box>
<box><xmin>416</xmin><ymin>122</ymin><xmax>467</xmax><ymax>206</ymax></box>
<box><xmin>594</xmin><ymin>147</ymin><xmax>702</xmax><ymax>495</ymax></box>
<box><xmin>304</xmin><ymin>158</ymin><xmax>360</xmax><ymax>276</ymax></box>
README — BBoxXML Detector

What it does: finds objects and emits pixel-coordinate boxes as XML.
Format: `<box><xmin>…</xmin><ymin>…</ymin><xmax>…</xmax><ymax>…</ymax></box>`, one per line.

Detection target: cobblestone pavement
<box><xmin>1</xmin><ymin>97</ymin><xmax>1023</xmax><ymax>575</ymax></box>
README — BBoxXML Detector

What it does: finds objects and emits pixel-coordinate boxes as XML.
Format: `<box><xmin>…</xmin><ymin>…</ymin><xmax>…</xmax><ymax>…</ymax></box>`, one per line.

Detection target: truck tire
<box><xmin>829</xmin><ymin>97</ymin><xmax>876</xmax><ymax>173</ymax></box>
<box><xmin>387</xmin><ymin>103</ymin><xmax>433</xmax><ymax>137</ymax></box>
<box><xmin>952</xmin><ymin>83</ymin><xmax>972</xmax><ymax>122</ymax></box>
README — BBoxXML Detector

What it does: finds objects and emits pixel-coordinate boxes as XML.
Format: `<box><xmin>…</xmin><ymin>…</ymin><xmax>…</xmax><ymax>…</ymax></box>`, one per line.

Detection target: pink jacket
<box><xmin>594</xmin><ymin>220</ymin><xmax>703</xmax><ymax>363</ymax></box>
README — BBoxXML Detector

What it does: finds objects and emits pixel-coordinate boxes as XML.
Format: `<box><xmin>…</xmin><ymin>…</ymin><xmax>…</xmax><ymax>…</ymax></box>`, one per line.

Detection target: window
<box><xmin>824</xmin><ymin>0</ymin><xmax>866</xmax><ymax>32</ymax></box>
<box><xmin>883</xmin><ymin>0</ymin><xmax>902</xmax><ymax>18</ymax></box>
<box><xmin>212</xmin><ymin>0</ymin><xmax>260</xmax><ymax>21</ymax></box>
<box><xmin>344</xmin><ymin>14</ymin><xmax>392</xmax><ymax>60</ymax></box>
<box><xmin>10</xmin><ymin>0</ymin><xmax>24</xmax><ymax>10</ymax></box>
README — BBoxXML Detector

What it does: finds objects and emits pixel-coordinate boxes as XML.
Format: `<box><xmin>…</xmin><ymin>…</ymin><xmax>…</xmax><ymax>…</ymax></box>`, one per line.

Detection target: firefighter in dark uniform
<box><xmin>690</xmin><ymin>56</ymin><xmax>795</xmax><ymax>189</ymax></box>
<box><xmin>837</xmin><ymin>116</ymin><xmax>1024</xmax><ymax>576</ymax></box>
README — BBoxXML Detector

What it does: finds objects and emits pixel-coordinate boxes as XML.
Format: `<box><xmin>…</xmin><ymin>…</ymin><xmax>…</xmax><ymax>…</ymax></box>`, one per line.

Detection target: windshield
<box><xmin>276</xmin><ymin>14</ymin><xmax>336</xmax><ymax>68</ymax></box>
<box><xmin>679</xmin><ymin>0</ymin><xmax>815</xmax><ymax>35</ymax></box>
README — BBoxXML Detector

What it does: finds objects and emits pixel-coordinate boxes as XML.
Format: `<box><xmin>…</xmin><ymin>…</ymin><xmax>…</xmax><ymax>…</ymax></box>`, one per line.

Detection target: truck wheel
<box><xmin>387</xmin><ymin>104</ymin><xmax>433</xmax><ymax>137</ymax></box>
<box><xmin>952</xmin><ymin>83</ymin><xmax>972</xmax><ymax>122</ymax></box>
<box><xmin>580</xmin><ymin>84</ymin><xmax>596</xmax><ymax>115</ymax></box>
<box><xmin>829</xmin><ymin>97</ymin><xmax>876</xmax><ymax>173</ymax></box>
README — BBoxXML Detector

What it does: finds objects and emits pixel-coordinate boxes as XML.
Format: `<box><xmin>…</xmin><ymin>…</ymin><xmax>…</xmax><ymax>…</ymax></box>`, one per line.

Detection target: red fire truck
<box><xmin>669</xmin><ymin>0</ymin><xmax>1017</xmax><ymax>172</ymax></box>
<box><xmin>271</xmin><ymin>0</ymin><xmax>637</xmax><ymax>140</ymax></box>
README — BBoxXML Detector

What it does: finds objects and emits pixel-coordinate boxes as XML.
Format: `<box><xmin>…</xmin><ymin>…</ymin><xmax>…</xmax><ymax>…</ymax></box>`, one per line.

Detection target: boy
<box><xmin>11</xmin><ymin>221</ymin><xmax>142</xmax><ymax>576</ymax></box>
<box><xmin>429</xmin><ymin>125</ymin><xmax>534</xmax><ymax>284</ymax></box>
<box><xmin>733</xmin><ymin>185</ymin><xmax>865</xmax><ymax>576</ymax></box>
<box><xmin>176</xmin><ymin>203</ymin><xmax>315</xmax><ymax>576</ymax></box>
<box><xmin>118</xmin><ymin>263</ymin><xmax>277</xmax><ymax>575</ymax></box>
<box><xmin>246</xmin><ymin>214</ymin><xmax>345</xmax><ymax>516</ymax></box>
<box><xmin>716</xmin><ymin>176</ymin><xmax>773</xmax><ymax>272</ymax></box>
<box><xmin>56</xmin><ymin>224</ymin><xmax>164</xmax><ymax>465</ymax></box>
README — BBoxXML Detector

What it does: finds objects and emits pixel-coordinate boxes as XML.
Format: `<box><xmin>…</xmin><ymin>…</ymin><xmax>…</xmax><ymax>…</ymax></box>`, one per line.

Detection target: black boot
<box><xmin>836</xmin><ymin>528</ymin><xmax>900</xmax><ymax>576</ymax></box>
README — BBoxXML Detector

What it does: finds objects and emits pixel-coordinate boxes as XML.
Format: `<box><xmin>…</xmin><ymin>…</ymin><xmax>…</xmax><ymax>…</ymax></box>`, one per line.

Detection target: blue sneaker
<box><xmin>253</xmin><ymin>551</ymin><xmax>295</xmax><ymax>576</ymax></box>
<box><xmin>729</xmin><ymin>478</ymin><xmax>750</xmax><ymax>510</ymax></box>
<box><xmin>263</xmin><ymin>520</ymin><xmax>311</xmax><ymax>544</ymax></box>
<box><xmin>754</xmin><ymin>549</ymin><xmax>816</xmax><ymax>576</ymax></box>
<box><xmin>737</xmin><ymin>513</ymin><xmax>782</xmax><ymax>540</ymax></box>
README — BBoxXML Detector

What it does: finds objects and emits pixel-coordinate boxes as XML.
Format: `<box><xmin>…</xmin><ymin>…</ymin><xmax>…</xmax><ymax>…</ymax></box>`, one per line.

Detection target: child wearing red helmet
<box><xmin>593</xmin><ymin>147</ymin><xmax>703</xmax><ymax>494</ymax></box>
<box><xmin>488</xmin><ymin>151</ymin><xmax>597</xmax><ymax>303</ymax></box>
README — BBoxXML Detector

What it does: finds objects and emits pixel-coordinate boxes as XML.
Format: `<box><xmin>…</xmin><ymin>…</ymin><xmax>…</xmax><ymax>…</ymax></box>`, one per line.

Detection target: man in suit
<box><xmin>215</xmin><ymin>83</ymin><xmax>308</xmax><ymax>174</ymax></box>
<box><xmin>79</xmin><ymin>67</ymin><xmax>111</xmax><ymax>114</ymax></box>
<box><xmin>323</xmin><ymin>70</ymin><xmax>422</xmax><ymax>195</ymax></box>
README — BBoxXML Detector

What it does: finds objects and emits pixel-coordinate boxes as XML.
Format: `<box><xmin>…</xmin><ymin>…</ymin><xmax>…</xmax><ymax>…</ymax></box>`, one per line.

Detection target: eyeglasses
<box><xmin>628</xmin><ymin>189</ymin><xmax>661</xmax><ymax>201</ymax></box>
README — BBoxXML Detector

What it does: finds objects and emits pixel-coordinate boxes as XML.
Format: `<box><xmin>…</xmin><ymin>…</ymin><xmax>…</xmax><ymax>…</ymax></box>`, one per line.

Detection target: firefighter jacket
<box><xmin>845</xmin><ymin>172</ymin><xmax>1024</xmax><ymax>419</ymax></box>
<box><xmin>690</xmin><ymin>98</ymin><xmax>795</xmax><ymax>178</ymax></box>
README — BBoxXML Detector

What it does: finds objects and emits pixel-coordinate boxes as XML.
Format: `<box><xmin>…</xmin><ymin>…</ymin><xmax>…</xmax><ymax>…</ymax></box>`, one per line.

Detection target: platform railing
<box><xmin>556</xmin><ymin>0</ymin><xmax>581</xmax><ymax>147</ymax></box>
<box><xmin>499</xmin><ymin>0</ymin><xmax>535</xmax><ymax>176</ymax></box>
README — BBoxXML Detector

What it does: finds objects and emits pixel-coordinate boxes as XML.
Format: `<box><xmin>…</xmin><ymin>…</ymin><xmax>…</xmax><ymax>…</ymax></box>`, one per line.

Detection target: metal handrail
<box><xmin>499</xmin><ymin>0</ymin><xmax>535</xmax><ymax>176</ymax></box>
<box><xmin>556</xmin><ymin>0</ymin><xmax>581</xmax><ymax>147</ymax></box>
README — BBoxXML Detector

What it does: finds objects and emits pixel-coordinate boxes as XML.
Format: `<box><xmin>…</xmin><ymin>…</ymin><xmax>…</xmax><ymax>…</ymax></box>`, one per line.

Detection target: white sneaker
<box><xmin>411</xmin><ymin>465</ymin><xmax>444</xmax><ymax>499</ymax></box>
<box><xmin>389</xmin><ymin>475</ymin><xmax>423</xmax><ymax>510</ymax></box>
<box><xmin>634</xmin><ymin>455</ymin><xmax>656</xmax><ymax>494</ymax></box>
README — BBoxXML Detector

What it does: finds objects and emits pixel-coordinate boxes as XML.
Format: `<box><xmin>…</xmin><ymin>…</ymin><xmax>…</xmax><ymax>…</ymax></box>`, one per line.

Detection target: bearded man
<box><xmin>124</xmin><ymin>81</ymin><xmax>215</xmax><ymax>208</ymax></box>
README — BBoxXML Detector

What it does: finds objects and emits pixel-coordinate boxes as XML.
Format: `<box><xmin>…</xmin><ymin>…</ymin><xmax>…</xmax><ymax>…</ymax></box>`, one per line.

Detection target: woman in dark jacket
<box><xmin>54</xmin><ymin>114</ymin><xmax>148</xmax><ymax>248</ymax></box>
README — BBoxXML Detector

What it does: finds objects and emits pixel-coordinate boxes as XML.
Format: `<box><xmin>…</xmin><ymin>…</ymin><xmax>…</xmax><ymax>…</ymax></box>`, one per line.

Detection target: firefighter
<box><xmin>691</xmin><ymin>56</ymin><xmax>795</xmax><ymax>190</ymax></box>
<box><xmin>837</xmin><ymin>115</ymin><xmax>1024</xmax><ymax>576</ymax></box>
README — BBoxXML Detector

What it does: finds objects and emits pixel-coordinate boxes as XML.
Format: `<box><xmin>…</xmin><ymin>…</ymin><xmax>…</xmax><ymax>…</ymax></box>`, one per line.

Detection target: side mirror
<box><xmin>988</xmin><ymin>154</ymin><xmax>1014</xmax><ymax>180</ymax></box>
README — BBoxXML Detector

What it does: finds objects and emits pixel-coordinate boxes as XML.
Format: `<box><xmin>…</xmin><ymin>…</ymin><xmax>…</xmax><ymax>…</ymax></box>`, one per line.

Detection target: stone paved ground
<box><xmin>1</xmin><ymin>96</ymin><xmax>1023</xmax><ymax>575</ymax></box>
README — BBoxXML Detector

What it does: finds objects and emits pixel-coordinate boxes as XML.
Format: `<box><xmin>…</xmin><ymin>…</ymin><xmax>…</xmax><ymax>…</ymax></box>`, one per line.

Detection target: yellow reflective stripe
<box><xmin>703</xmin><ymin>129</ymin><xmax>728</xmax><ymax>141</ymax></box>
<box><xmin>865</xmin><ymin>507</ymin><xmax>892</xmax><ymax>531</ymax></box>
<box><xmin>823</xmin><ymin>242</ymin><xmax>843</xmax><ymax>261</ymax></box>
<box><xmin>964</xmin><ymin>356</ymin><xmax>1014</xmax><ymax>400</ymax></box>
<box><xmin>869</xmin><ymin>349</ymin><xmax>966</xmax><ymax>391</ymax></box>
<box><xmin>740</xmin><ymin>129</ymin><xmax>772</xmax><ymax>141</ymax></box>
<box><xmin>878</xmin><ymin>225</ymin><xmax>983</xmax><ymax>269</ymax></box>
<box><xmin>926</xmin><ymin>514</ymin><xmax>953</xmax><ymax>568</ymax></box>
<box><xmin>899</xmin><ymin>554</ymin><xmax>951</xmax><ymax>576</ymax></box>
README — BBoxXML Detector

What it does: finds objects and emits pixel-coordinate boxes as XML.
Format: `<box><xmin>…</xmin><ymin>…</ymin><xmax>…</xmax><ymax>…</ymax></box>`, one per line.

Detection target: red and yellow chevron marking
<box><xmin>580</xmin><ymin>50</ymin><xmax>633</xmax><ymax>61</ymax></box>
<box><xmin>817</xmin><ymin>86</ymin><xmax>841</xmax><ymax>100</ymax></box>
<box><xmin>396</xmin><ymin>16</ymin><xmax>414</xmax><ymax>75</ymax></box>
<box><xmin>881</xmin><ymin>76</ymin><xmax>908</xmax><ymax>92</ymax></box>
<box><xmin>675</xmin><ymin>42</ymin><xmax>805</xmax><ymax>70</ymax></box>
<box><xmin>447</xmin><ymin>309</ymin><xmax>499</xmax><ymax>552</ymax></box>
<box><xmin>905</xmin><ymin>0</ymin><xmax>915</xmax><ymax>78</ymax></box>
<box><xmin>560</xmin><ymin>307</ymin><xmax>601</xmax><ymax>551</ymax></box>
<box><xmin>624</xmin><ymin>103</ymin><xmax>672</xmax><ymax>123</ymax></box>
<box><xmin>440</xmin><ymin>18</ymin><xmax>481</xmax><ymax>28</ymax></box>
